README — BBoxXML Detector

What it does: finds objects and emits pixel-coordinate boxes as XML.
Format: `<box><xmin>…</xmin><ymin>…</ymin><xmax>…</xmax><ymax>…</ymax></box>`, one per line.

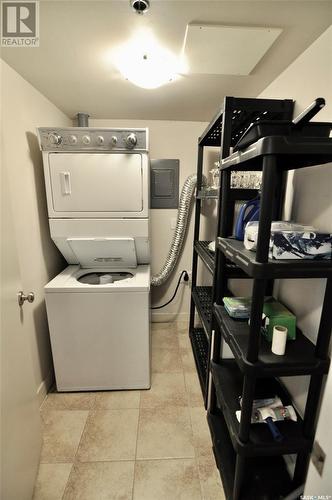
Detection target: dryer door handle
<box><xmin>60</xmin><ymin>171</ymin><xmax>72</xmax><ymax>195</ymax></box>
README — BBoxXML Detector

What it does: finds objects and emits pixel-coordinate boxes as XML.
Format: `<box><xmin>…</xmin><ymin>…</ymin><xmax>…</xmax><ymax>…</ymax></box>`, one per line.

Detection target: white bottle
<box><xmin>271</xmin><ymin>325</ymin><xmax>288</xmax><ymax>356</ymax></box>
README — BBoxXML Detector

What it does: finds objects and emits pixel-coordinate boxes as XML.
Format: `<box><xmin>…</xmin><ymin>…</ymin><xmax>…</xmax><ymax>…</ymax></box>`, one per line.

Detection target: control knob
<box><xmin>97</xmin><ymin>136</ymin><xmax>104</xmax><ymax>145</ymax></box>
<box><xmin>68</xmin><ymin>135</ymin><xmax>77</xmax><ymax>144</ymax></box>
<box><xmin>111</xmin><ymin>136</ymin><xmax>118</xmax><ymax>146</ymax></box>
<box><xmin>125</xmin><ymin>133</ymin><xmax>137</xmax><ymax>149</ymax></box>
<box><xmin>82</xmin><ymin>135</ymin><xmax>91</xmax><ymax>145</ymax></box>
<box><xmin>48</xmin><ymin>133</ymin><xmax>62</xmax><ymax>145</ymax></box>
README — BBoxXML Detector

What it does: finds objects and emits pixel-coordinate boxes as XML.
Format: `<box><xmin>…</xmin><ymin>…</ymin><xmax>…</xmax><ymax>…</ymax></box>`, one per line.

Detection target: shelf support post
<box><xmin>237</xmin><ymin>154</ymin><xmax>279</xmax><ymax>488</ymax></box>
<box><xmin>206</xmin><ymin>328</ymin><xmax>220</xmax><ymax>413</ymax></box>
<box><xmin>315</xmin><ymin>277</ymin><xmax>332</xmax><ymax>359</ymax></box>
<box><xmin>256</xmin><ymin>155</ymin><xmax>278</xmax><ymax>263</ymax></box>
<box><xmin>216</xmin><ymin>169</ymin><xmax>232</xmax><ymax>300</ymax></box>
<box><xmin>208</xmin><ymin>97</ymin><xmax>235</xmax><ymax>409</ymax></box>
<box><xmin>189</xmin><ymin>144</ymin><xmax>204</xmax><ymax>334</ymax></box>
<box><xmin>237</xmin><ymin>374</ymin><xmax>257</xmax><ymax>442</ymax></box>
<box><xmin>233</xmin><ymin>455</ymin><xmax>246</xmax><ymax>500</ymax></box>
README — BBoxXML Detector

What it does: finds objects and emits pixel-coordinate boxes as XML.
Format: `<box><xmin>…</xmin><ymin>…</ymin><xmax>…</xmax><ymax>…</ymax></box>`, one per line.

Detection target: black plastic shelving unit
<box><xmin>221</xmin><ymin>136</ymin><xmax>332</xmax><ymax>171</ymax></box>
<box><xmin>189</xmin><ymin>97</ymin><xmax>294</xmax><ymax>404</ymax></box>
<box><xmin>217</xmin><ymin>237</ymin><xmax>332</xmax><ymax>279</ymax></box>
<box><xmin>192</xmin><ymin>286</ymin><xmax>213</xmax><ymax>337</ymax></box>
<box><xmin>189</xmin><ymin>328</ymin><xmax>209</xmax><ymax>394</ymax></box>
<box><xmin>189</xmin><ymin>95</ymin><xmax>332</xmax><ymax>499</ymax></box>
<box><xmin>210</xmin><ymin>360</ymin><xmax>311</xmax><ymax>457</ymax></box>
<box><xmin>194</xmin><ymin>241</ymin><xmax>215</xmax><ymax>274</ymax></box>
<box><xmin>196</xmin><ymin>188</ymin><xmax>219</xmax><ymax>200</ymax></box>
<box><xmin>208</xmin><ymin>409</ymin><xmax>294</xmax><ymax>500</ymax></box>
<box><xmin>209</xmin><ymin>116</ymin><xmax>332</xmax><ymax>498</ymax></box>
<box><xmin>213</xmin><ymin>304</ymin><xmax>330</xmax><ymax>377</ymax></box>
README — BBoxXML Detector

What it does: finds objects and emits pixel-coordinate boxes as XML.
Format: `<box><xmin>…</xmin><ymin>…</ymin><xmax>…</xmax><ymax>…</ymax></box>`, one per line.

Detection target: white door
<box><xmin>48</xmin><ymin>153</ymin><xmax>143</xmax><ymax>213</ymax></box>
<box><xmin>304</xmin><ymin>366</ymin><xmax>332</xmax><ymax>497</ymax></box>
<box><xmin>1</xmin><ymin>168</ymin><xmax>42</xmax><ymax>500</ymax></box>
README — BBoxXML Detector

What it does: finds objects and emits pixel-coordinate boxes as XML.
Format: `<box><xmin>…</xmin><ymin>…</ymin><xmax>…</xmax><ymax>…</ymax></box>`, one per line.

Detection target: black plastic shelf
<box><xmin>196</xmin><ymin>188</ymin><xmax>219</xmax><ymax>200</ymax></box>
<box><xmin>207</xmin><ymin>410</ymin><xmax>235</xmax><ymax>499</ymax></box>
<box><xmin>214</xmin><ymin>304</ymin><xmax>330</xmax><ymax>377</ymax></box>
<box><xmin>197</xmin><ymin>188</ymin><xmax>259</xmax><ymax>201</ymax></box>
<box><xmin>229</xmin><ymin>188</ymin><xmax>260</xmax><ymax>201</ymax></box>
<box><xmin>192</xmin><ymin>286</ymin><xmax>213</xmax><ymax>336</ymax></box>
<box><xmin>221</xmin><ymin>135</ymin><xmax>332</xmax><ymax>171</ymax></box>
<box><xmin>207</xmin><ymin>410</ymin><xmax>293</xmax><ymax>500</ymax></box>
<box><xmin>199</xmin><ymin>98</ymin><xmax>293</xmax><ymax>147</ymax></box>
<box><xmin>210</xmin><ymin>360</ymin><xmax>311</xmax><ymax>457</ymax></box>
<box><xmin>217</xmin><ymin>237</ymin><xmax>332</xmax><ymax>279</ymax></box>
<box><xmin>195</xmin><ymin>241</ymin><xmax>250</xmax><ymax>279</ymax></box>
<box><xmin>189</xmin><ymin>328</ymin><xmax>209</xmax><ymax>396</ymax></box>
<box><xmin>194</xmin><ymin>241</ymin><xmax>215</xmax><ymax>274</ymax></box>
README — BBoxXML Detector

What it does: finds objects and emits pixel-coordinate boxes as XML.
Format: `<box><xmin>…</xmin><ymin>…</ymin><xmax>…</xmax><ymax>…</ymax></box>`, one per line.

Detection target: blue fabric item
<box><xmin>235</xmin><ymin>197</ymin><xmax>260</xmax><ymax>241</ymax></box>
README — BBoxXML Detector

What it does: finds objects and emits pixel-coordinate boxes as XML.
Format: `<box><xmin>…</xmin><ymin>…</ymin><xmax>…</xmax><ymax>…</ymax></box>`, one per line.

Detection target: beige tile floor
<box><xmin>33</xmin><ymin>322</ymin><xmax>225</xmax><ymax>500</ymax></box>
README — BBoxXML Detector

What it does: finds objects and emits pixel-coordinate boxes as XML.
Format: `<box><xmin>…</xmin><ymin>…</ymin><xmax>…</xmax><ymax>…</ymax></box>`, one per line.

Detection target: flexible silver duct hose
<box><xmin>151</xmin><ymin>173</ymin><xmax>204</xmax><ymax>287</ymax></box>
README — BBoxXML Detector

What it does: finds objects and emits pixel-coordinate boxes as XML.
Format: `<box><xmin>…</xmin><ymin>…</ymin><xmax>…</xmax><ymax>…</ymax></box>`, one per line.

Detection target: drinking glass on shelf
<box><xmin>209</xmin><ymin>167</ymin><xmax>220</xmax><ymax>189</ymax></box>
<box><xmin>231</xmin><ymin>171</ymin><xmax>262</xmax><ymax>189</ymax></box>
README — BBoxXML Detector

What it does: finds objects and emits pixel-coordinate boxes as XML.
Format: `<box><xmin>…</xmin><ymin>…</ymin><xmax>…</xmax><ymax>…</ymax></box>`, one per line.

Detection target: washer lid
<box><xmin>67</xmin><ymin>237</ymin><xmax>137</xmax><ymax>268</ymax></box>
<box><xmin>45</xmin><ymin>264</ymin><xmax>150</xmax><ymax>292</ymax></box>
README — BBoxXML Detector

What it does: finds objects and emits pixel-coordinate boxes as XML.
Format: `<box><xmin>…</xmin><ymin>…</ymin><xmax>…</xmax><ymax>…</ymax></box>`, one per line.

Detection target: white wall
<box><xmin>89</xmin><ymin>118</ymin><xmax>217</xmax><ymax>322</ymax></box>
<box><xmin>1</xmin><ymin>60</ymin><xmax>71</xmax><ymax>403</ymax></box>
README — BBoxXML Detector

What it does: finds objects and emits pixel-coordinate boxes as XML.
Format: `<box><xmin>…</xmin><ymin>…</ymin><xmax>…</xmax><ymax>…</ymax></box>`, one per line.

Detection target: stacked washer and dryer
<box><xmin>38</xmin><ymin>126</ymin><xmax>151</xmax><ymax>391</ymax></box>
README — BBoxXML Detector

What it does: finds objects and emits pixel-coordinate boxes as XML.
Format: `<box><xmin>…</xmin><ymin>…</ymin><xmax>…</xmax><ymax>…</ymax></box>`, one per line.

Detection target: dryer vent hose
<box><xmin>151</xmin><ymin>173</ymin><xmax>204</xmax><ymax>287</ymax></box>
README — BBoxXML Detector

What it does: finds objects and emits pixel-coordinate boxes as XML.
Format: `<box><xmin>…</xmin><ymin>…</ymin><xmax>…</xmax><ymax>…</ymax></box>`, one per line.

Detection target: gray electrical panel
<box><xmin>150</xmin><ymin>159</ymin><xmax>179</xmax><ymax>209</ymax></box>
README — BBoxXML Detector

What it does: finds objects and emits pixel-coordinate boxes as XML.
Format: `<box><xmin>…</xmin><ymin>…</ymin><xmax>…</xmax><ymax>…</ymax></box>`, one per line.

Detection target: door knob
<box><xmin>17</xmin><ymin>291</ymin><xmax>35</xmax><ymax>307</ymax></box>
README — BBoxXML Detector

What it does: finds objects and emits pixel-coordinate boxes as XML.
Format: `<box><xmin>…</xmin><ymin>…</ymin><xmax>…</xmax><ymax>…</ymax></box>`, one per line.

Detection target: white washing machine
<box><xmin>45</xmin><ymin>266</ymin><xmax>150</xmax><ymax>391</ymax></box>
<box><xmin>38</xmin><ymin>127</ymin><xmax>151</xmax><ymax>391</ymax></box>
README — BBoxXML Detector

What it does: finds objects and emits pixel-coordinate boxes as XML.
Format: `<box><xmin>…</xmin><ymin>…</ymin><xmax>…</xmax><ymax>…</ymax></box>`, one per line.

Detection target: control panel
<box><xmin>37</xmin><ymin>128</ymin><xmax>148</xmax><ymax>152</ymax></box>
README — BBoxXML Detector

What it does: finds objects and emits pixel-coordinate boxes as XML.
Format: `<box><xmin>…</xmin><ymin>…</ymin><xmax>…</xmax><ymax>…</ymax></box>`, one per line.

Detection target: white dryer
<box><xmin>38</xmin><ymin>127</ymin><xmax>151</xmax><ymax>391</ymax></box>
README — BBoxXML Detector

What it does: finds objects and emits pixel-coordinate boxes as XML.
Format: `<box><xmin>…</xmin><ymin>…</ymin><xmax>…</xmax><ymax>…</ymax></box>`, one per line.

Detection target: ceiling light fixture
<box><xmin>112</xmin><ymin>30</ymin><xmax>186</xmax><ymax>89</ymax></box>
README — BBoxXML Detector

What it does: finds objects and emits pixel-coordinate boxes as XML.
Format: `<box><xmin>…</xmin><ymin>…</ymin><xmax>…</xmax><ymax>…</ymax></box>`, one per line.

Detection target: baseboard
<box><xmin>36</xmin><ymin>370</ymin><xmax>54</xmax><ymax>407</ymax></box>
<box><xmin>151</xmin><ymin>311</ymin><xmax>189</xmax><ymax>323</ymax></box>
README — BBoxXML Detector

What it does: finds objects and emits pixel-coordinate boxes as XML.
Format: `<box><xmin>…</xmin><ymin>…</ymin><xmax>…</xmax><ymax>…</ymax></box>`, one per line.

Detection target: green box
<box><xmin>261</xmin><ymin>298</ymin><xmax>296</xmax><ymax>342</ymax></box>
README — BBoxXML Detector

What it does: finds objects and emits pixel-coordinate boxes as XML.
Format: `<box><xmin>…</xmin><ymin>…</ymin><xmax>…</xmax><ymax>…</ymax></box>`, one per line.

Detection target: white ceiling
<box><xmin>2</xmin><ymin>1</ymin><xmax>331</xmax><ymax>121</ymax></box>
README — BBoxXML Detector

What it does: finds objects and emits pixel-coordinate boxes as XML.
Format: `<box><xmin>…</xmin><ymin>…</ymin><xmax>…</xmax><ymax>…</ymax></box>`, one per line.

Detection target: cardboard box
<box><xmin>262</xmin><ymin>298</ymin><xmax>296</xmax><ymax>342</ymax></box>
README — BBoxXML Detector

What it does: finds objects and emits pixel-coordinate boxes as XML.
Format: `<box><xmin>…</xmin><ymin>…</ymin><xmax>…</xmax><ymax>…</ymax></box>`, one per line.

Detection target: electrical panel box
<box><xmin>150</xmin><ymin>159</ymin><xmax>179</xmax><ymax>209</ymax></box>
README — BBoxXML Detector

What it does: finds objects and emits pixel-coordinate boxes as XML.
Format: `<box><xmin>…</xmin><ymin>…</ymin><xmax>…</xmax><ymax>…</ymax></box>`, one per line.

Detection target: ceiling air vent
<box><xmin>183</xmin><ymin>24</ymin><xmax>282</xmax><ymax>75</ymax></box>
